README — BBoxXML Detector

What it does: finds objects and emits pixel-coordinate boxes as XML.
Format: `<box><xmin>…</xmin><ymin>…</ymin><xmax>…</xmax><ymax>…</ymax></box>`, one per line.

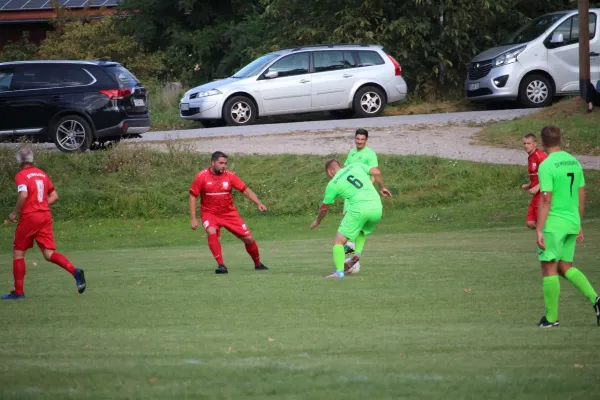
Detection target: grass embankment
<box><xmin>476</xmin><ymin>98</ymin><xmax>600</xmax><ymax>155</ymax></box>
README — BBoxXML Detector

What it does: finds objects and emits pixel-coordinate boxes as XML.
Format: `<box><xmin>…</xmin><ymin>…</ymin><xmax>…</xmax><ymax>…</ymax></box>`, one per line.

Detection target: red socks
<box><xmin>245</xmin><ymin>241</ymin><xmax>261</xmax><ymax>267</ymax></box>
<box><xmin>49</xmin><ymin>252</ymin><xmax>76</xmax><ymax>275</ymax></box>
<box><xmin>13</xmin><ymin>258</ymin><xmax>26</xmax><ymax>295</ymax></box>
<box><xmin>207</xmin><ymin>234</ymin><xmax>224</xmax><ymax>265</ymax></box>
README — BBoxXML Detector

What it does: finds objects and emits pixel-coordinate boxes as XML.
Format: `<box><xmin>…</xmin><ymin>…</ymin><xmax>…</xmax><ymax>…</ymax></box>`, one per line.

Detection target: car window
<box><xmin>313</xmin><ymin>51</ymin><xmax>356</xmax><ymax>73</ymax></box>
<box><xmin>105</xmin><ymin>65</ymin><xmax>140</xmax><ymax>88</ymax></box>
<box><xmin>266</xmin><ymin>53</ymin><xmax>310</xmax><ymax>78</ymax></box>
<box><xmin>11</xmin><ymin>65</ymin><xmax>95</xmax><ymax>90</ymax></box>
<box><xmin>357</xmin><ymin>51</ymin><xmax>385</xmax><ymax>67</ymax></box>
<box><xmin>549</xmin><ymin>13</ymin><xmax>596</xmax><ymax>47</ymax></box>
<box><xmin>0</xmin><ymin>70</ymin><xmax>13</xmax><ymax>92</ymax></box>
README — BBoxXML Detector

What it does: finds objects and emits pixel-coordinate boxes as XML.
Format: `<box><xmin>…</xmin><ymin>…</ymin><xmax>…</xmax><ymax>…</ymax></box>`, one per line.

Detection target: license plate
<box><xmin>468</xmin><ymin>83</ymin><xmax>480</xmax><ymax>91</ymax></box>
<box><xmin>133</xmin><ymin>99</ymin><xmax>145</xmax><ymax>107</ymax></box>
<box><xmin>180</xmin><ymin>103</ymin><xmax>190</xmax><ymax>111</ymax></box>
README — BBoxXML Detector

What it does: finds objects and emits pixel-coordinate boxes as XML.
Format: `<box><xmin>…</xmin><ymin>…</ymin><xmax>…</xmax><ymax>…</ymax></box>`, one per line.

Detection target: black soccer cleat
<box><xmin>215</xmin><ymin>264</ymin><xmax>228</xmax><ymax>274</ymax></box>
<box><xmin>255</xmin><ymin>263</ymin><xmax>269</xmax><ymax>271</ymax></box>
<box><xmin>594</xmin><ymin>296</ymin><xmax>600</xmax><ymax>327</ymax></box>
<box><xmin>538</xmin><ymin>316</ymin><xmax>560</xmax><ymax>328</ymax></box>
<box><xmin>74</xmin><ymin>268</ymin><xmax>86</xmax><ymax>294</ymax></box>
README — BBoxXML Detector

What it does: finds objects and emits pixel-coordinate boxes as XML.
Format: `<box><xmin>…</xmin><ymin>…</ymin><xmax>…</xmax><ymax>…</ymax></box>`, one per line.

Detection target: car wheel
<box><xmin>353</xmin><ymin>86</ymin><xmax>386</xmax><ymax>118</ymax></box>
<box><xmin>223</xmin><ymin>96</ymin><xmax>257</xmax><ymax>126</ymax></box>
<box><xmin>52</xmin><ymin>115</ymin><xmax>93</xmax><ymax>153</ymax></box>
<box><xmin>519</xmin><ymin>74</ymin><xmax>553</xmax><ymax>108</ymax></box>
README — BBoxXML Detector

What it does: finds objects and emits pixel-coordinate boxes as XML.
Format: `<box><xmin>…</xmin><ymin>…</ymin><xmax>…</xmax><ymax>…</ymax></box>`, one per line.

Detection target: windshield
<box><xmin>232</xmin><ymin>53</ymin><xmax>280</xmax><ymax>78</ymax></box>
<box><xmin>503</xmin><ymin>13</ymin><xmax>567</xmax><ymax>45</ymax></box>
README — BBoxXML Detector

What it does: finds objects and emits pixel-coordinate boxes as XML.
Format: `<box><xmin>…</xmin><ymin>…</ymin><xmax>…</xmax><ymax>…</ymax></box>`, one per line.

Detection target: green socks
<box><xmin>333</xmin><ymin>244</ymin><xmax>345</xmax><ymax>272</ymax></box>
<box><xmin>565</xmin><ymin>268</ymin><xmax>599</xmax><ymax>305</ymax></box>
<box><xmin>543</xmin><ymin>276</ymin><xmax>560</xmax><ymax>323</ymax></box>
<box><xmin>354</xmin><ymin>232</ymin><xmax>366</xmax><ymax>254</ymax></box>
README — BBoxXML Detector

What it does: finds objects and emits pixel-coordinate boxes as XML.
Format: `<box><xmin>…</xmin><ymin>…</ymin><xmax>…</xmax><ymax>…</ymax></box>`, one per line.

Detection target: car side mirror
<box><xmin>550</xmin><ymin>33</ymin><xmax>564</xmax><ymax>44</ymax></box>
<box><xmin>265</xmin><ymin>71</ymin><xmax>279</xmax><ymax>79</ymax></box>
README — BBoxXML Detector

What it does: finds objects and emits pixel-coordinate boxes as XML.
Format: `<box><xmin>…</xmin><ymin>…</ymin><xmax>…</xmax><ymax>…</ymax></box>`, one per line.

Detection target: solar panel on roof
<box><xmin>0</xmin><ymin>0</ymin><xmax>10</xmax><ymax>10</ymax></box>
<box><xmin>21</xmin><ymin>0</ymin><xmax>49</xmax><ymax>9</ymax></box>
<box><xmin>2</xmin><ymin>0</ymin><xmax>27</xmax><ymax>11</ymax></box>
<box><xmin>65</xmin><ymin>0</ymin><xmax>88</xmax><ymax>7</ymax></box>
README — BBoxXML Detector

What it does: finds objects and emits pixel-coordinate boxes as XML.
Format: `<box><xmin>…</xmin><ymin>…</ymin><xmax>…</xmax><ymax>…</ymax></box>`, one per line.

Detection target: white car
<box><xmin>180</xmin><ymin>44</ymin><xmax>408</xmax><ymax>126</ymax></box>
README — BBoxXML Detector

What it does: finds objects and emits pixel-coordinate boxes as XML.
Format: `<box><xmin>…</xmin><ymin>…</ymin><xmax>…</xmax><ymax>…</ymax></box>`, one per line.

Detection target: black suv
<box><xmin>0</xmin><ymin>60</ymin><xmax>150</xmax><ymax>152</ymax></box>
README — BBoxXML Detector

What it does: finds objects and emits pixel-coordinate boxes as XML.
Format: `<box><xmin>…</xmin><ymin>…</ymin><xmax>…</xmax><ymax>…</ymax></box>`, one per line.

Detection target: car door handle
<box><xmin>591</xmin><ymin>52</ymin><xmax>599</xmax><ymax>57</ymax></box>
<box><xmin>342</xmin><ymin>74</ymin><xmax>353</xmax><ymax>78</ymax></box>
<box><xmin>299</xmin><ymin>79</ymin><xmax>310</xmax><ymax>84</ymax></box>
<box><xmin>50</xmin><ymin>95</ymin><xmax>63</xmax><ymax>102</ymax></box>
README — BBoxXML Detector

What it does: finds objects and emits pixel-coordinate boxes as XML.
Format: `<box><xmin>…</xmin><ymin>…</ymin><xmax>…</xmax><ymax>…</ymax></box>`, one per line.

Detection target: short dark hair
<box><xmin>211</xmin><ymin>151</ymin><xmax>228</xmax><ymax>162</ymax></box>
<box><xmin>355</xmin><ymin>128</ymin><xmax>368</xmax><ymax>138</ymax></box>
<box><xmin>523</xmin><ymin>133</ymin><xmax>536</xmax><ymax>140</ymax></box>
<box><xmin>540</xmin><ymin>126</ymin><xmax>561</xmax><ymax>148</ymax></box>
<box><xmin>324</xmin><ymin>159</ymin><xmax>340</xmax><ymax>171</ymax></box>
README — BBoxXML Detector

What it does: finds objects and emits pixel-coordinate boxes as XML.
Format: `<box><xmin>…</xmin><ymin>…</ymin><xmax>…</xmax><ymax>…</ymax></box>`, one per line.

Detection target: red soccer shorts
<box><xmin>526</xmin><ymin>195</ymin><xmax>540</xmax><ymax>222</ymax></box>
<box><xmin>14</xmin><ymin>211</ymin><xmax>56</xmax><ymax>251</ymax></box>
<box><xmin>201</xmin><ymin>211</ymin><xmax>251</xmax><ymax>238</ymax></box>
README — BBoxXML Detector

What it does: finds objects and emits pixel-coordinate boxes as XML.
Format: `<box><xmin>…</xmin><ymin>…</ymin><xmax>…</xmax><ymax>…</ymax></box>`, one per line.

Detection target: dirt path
<box><xmin>142</xmin><ymin>125</ymin><xmax>600</xmax><ymax>170</ymax></box>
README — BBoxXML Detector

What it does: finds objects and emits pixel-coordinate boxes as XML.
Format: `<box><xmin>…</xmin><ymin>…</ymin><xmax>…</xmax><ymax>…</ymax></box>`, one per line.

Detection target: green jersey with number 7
<box><xmin>538</xmin><ymin>151</ymin><xmax>585</xmax><ymax>234</ymax></box>
<box><xmin>323</xmin><ymin>163</ymin><xmax>382</xmax><ymax>212</ymax></box>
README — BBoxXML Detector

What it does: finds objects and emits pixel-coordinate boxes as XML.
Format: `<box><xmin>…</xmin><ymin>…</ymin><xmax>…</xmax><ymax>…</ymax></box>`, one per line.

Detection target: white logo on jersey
<box><xmin>35</xmin><ymin>180</ymin><xmax>44</xmax><ymax>203</ymax></box>
<box><xmin>532</xmin><ymin>163</ymin><xmax>537</xmax><ymax>169</ymax></box>
<box><xmin>223</xmin><ymin>182</ymin><xmax>229</xmax><ymax>189</ymax></box>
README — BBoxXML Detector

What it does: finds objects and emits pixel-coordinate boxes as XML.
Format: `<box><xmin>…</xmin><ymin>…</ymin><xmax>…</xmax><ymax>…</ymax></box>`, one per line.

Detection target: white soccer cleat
<box><xmin>344</xmin><ymin>254</ymin><xmax>360</xmax><ymax>275</ymax></box>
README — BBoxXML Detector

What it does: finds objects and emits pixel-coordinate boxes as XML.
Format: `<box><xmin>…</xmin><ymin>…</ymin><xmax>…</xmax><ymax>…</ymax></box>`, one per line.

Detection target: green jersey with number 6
<box><xmin>323</xmin><ymin>163</ymin><xmax>382</xmax><ymax>211</ymax></box>
<box><xmin>538</xmin><ymin>151</ymin><xmax>585</xmax><ymax>234</ymax></box>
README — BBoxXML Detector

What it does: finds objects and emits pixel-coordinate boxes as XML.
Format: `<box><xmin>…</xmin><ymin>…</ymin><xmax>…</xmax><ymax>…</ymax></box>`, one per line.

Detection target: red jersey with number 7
<box><xmin>15</xmin><ymin>167</ymin><xmax>55</xmax><ymax>215</ymax></box>
<box><xmin>189</xmin><ymin>168</ymin><xmax>247</xmax><ymax>215</ymax></box>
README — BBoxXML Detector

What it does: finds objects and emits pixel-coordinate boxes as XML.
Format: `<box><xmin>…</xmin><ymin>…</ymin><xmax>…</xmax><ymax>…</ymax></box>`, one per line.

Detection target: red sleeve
<box><xmin>46</xmin><ymin>176</ymin><xmax>55</xmax><ymax>194</ymax></box>
<box><xmin>15</xmin><ymin>172</ymin><xmax>26</xmax><ymax>188</ymax></box>
<box><xmin>189</xmin><ymin>174</ymin><xmax>203</xmax><ymax>197</ymax></box>
<box><xmin>230</xmin><ymin>173</ymin><xmax>247</xmax><ymax>192</ymax></box>
<box><xmin>538</xmin><ymin>151</ymin><xmax>547</xmax><ymax>164</ymax></box>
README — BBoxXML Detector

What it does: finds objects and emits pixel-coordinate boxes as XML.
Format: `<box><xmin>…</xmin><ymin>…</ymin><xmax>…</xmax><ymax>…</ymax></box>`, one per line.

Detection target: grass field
<box><xmin>1</xmin><ymin>149</ymin><xmax>599</xmax><ymax>398</ymax></box>
<box><xmin>476</xmin><ymin>98</ymin><xmax>600</xmax><ymax>156</ymax></box>
<box><xmin>0</xmin><ymin>216</ymin><xmax>599</xmax><ymax>399</ymax></box>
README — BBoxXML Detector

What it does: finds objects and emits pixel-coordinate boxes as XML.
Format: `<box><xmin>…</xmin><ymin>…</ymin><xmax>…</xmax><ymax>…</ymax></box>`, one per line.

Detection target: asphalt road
<box><xmin>135</xmin><ymin>108</ymin><xmax>538</xmax><ymax>142</ymax></box>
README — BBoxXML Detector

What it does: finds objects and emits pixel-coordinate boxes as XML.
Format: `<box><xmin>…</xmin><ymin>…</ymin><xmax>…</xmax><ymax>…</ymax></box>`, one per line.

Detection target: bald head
<box><xmin>16</xmin><ymin>148</ymin><xmax>34</xmax><ymax>165</ymax></box>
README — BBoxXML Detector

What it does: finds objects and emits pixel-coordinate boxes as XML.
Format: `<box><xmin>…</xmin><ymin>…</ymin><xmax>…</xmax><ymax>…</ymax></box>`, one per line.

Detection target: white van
<box><xmin>465</xmin><ymin>9</ymin><xmax>600</xmax><ymax>107</ymax></box>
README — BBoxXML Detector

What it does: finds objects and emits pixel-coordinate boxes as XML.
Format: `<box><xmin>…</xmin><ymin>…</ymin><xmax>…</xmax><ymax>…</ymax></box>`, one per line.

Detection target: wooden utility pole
<box><xmin>579</xmin><ymin>0</ymin><xmax>591</xmax><ymax>100</ymax></box>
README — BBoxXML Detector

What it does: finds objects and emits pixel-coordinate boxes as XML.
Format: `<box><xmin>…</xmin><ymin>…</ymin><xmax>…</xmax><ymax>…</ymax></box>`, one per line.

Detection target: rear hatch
<box><xmin>103</xmin><ymin>65</ymin><xmax>148</xmax><ymax>116</ymax></box>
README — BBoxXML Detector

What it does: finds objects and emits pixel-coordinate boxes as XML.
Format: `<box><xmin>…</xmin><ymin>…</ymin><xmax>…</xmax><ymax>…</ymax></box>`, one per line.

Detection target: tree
<box><xmin>0</xmin><ymin>33</ymin><xmax>38</xmax><ymax>62</ymax></box>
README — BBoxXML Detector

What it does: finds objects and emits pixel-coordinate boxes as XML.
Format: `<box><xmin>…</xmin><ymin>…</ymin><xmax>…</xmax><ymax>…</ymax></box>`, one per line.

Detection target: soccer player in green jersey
<box><xmin>309</xmin><ymin>159</ymin><xmax>391</xmax><ymax>278</ymax></box>
<box><xmin>343</xmin><ymin>128</ymin><xmax>379</xmax><ymax>255</ymax></box>
<box><xmin>536</xmin><ymin>125</ymin><xmax>600</xmax><ymax>328</ymax></box>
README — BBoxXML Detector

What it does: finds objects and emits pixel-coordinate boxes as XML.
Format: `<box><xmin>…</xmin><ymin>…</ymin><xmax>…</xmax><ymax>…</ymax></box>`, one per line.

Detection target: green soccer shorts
<box><xmin>538</xmin><ymin>231</ymin><xmax>577</xmax><ymax>262</ymax></box>
<box><xmin>338</xmin><ymin>207</ymin><xmax>382</xmax><ymax>241</ymax></box>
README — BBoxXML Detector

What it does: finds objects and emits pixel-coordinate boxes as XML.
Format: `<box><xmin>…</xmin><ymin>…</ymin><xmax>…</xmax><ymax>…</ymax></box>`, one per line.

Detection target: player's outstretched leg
<box><xmin>562</xmin><ymin>264</ymin><xmax>600</xmax><ymax>326</ymax></box>
<box><xmin>540</xmin><ymin>274</ymin><xmax>560</xmax><ymax>327</ymax></box>
<box><xmin>2</xmin><ymin>257</ymin><xmax>26</xmax><ymax>300</ymax></box>
<box><xmin>44</xmin><ymin>250</ymin><xmax>86</xmax><ymax>294</ymax></box>
<box><xmin>345</xmin><ymin>232</ymin><xmax>366</xmax><ymax>274</ymax></box>
<box><xmin>242</xmin><ymin>237</ymin><xmax>268</xmax><ymax>270</ymax></box>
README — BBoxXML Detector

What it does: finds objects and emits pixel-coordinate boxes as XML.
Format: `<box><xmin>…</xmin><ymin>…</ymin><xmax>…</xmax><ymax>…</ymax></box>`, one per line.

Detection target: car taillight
<box><xmin>387</xmin><ymin>54</ymin><xmax>402</xmax><ymax>76</ymax></box>
<box><xmin>100</xmin><ymin>88</ymin><xmax>133</xmax><ymax>100</ymax></box>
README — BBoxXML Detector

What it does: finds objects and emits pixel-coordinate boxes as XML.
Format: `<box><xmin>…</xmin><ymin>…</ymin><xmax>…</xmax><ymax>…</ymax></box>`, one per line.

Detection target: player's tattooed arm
<box><xmin>310</xmin><ymin>204</ymin><xmax>330</xmax><ymax>230</ymax></box>
<box><xmin>189</xmin><ymin>194</ymin><xmax>199</xmax><ymax>230</ymax></box>
<box><xmin>242</xmin><ymin>188</ymin><xmax>267</xmax><ymax>212</ymax></box>
<box><xmin>369</xmin><ymin>167</ymin><xmax>392</xmax><ymax>198</ymax></box>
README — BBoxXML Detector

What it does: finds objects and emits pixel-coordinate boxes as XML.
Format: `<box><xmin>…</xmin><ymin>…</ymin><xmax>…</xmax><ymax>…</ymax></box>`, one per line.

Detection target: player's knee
<box><xmin>241</xmin><ymin>236</ymin><xmax>254</xmax><ymax>244</ymax></box>
<box><xmin>12</xmin><ymin>250</ymin><xmax>25</xmax><ymax>260</ymax></box>
<box><xmin>42</xmin><ymin>249</ymin><xmax>54</xmax><ymax>261</ymax></box>
<box><xmin>206</xmin><ymin>227</ymin><xmax>218</xmax><ymax>235</ymax></box>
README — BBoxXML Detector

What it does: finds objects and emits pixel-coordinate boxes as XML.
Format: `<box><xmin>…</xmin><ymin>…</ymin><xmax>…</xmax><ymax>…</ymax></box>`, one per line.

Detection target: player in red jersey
<box><xmin>2</xmin><ymin>148</ymin><xmax>86</xmax><ymax>300</ymax></box>
<box><xmin>521</xmin><ymin>133</ymin><xmax>547</xmax><ymax>229</ymax></box>
<box><xmin>189</xmin><ymin>151</ymin><xmax>269</xmax><ymax>274</ymax></box>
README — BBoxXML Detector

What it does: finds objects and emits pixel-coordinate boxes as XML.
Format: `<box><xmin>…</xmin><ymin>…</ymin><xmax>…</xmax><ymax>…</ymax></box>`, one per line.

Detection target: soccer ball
<box><xmin>347</xmin><ymin>261</ymin><xmax>360</xmax><ymax>275</ymax></box>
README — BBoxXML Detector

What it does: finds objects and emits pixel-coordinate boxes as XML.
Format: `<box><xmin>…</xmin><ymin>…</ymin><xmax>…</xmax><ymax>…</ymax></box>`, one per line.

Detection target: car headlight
<box><xmin>189</xmin><ymin>89</ymin><xmax>222</xmax><ymax>99</ymax></box>
<box><xmin>493</xmin><ymin>46</ymin><xmax>526</xmax><ymax>67</ymax></box>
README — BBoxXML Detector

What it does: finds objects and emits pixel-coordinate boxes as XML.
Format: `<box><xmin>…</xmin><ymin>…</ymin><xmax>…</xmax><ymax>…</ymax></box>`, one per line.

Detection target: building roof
<box><xmin>0</xmin><ymin>0</ymin><xmax>122</xmax><ymax>23</ymax></box>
